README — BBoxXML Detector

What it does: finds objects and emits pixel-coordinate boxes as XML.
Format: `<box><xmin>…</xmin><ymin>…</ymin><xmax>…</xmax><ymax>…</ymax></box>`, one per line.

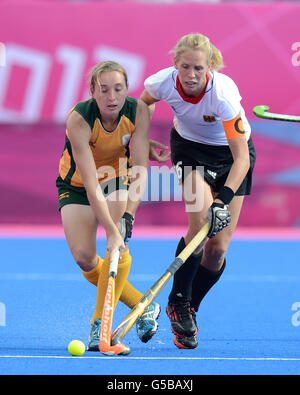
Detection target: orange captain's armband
<box><xmin>222</xmin><ymin>114</ymin><xmax>245</xmax><ymax>140</ymax></box>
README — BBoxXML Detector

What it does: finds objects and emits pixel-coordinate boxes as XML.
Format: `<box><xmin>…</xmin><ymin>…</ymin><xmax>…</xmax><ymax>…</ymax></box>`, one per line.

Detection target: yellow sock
<box><xmin>82</xmin><ymin>253</ymin><xmax>143</xmax><ymax>315</ymax></box>
<box><xmin>91</xmin><ymin>249</ymin><xmax>132</xmax><ymax>324</ymax></box>
<box><xmin>81</xmin><ymin>256</ymin><xmax>103</xmax><ymax>286</ymax></box>
<box><xmin>120</xmin><ymin>282</ymin><xmax>143</xmax><ymax>309</ymax></box>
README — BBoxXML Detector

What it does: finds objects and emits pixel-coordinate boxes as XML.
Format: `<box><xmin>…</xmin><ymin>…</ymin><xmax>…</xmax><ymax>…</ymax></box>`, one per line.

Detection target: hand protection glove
<box><xmin>207</xmin><ymin>203</ymin><xmax>231</xmax><ymax>238</ymax></box>
<box><xmin>119</xmin><ymin>212</ymin><xmax>134</xmax><ymax>243</ymax></box>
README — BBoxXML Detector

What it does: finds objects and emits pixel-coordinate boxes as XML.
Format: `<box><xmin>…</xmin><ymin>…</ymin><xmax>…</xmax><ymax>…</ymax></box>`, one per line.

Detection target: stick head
<box><xmin>99</xmin><ymin>339</ymin><xmax>131</xmax><ymax>356</ymax></box>
<box><xmin>115</xmin><ymin>342</ymin><xmax>131</xmax><ymax>356</ymax></box>
<box><xmin>253</xmin><ymin>105</ymin><xmax>269</xmax><ymax>118</ymax></box>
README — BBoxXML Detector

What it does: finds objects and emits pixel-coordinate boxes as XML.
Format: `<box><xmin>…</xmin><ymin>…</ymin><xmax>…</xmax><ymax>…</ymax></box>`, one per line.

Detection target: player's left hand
<box><xmin>149</xmin><ymin>139</ymin><xmax>170</xmax><ymax>162</ymax></box>
<box><xmin>119</xmin><ymin>212</ymin><xmax>135</xmax><ymax>243</ymax></box>
<box><xmin>207</xmin><ymin>202</ymin><xmax>231</xmax><ymax>238</ymax></box>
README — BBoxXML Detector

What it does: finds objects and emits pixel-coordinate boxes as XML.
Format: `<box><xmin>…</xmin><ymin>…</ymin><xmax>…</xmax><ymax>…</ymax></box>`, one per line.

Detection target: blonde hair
<box><xmin>170</xmin><ymin>33</ymin><xmax>224</xmax><ymax>71</ymax></box>
<box><xmin>89</xmin><ymin>60</ymin><xmax>128</xmax><ymax>93</ymax></box>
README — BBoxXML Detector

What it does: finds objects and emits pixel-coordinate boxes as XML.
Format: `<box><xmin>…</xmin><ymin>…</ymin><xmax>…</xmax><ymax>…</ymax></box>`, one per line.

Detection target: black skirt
<box><xmin>170</xmin><ymin>128</ymin><xmax>256</xmax><ymax>196</ymax></box>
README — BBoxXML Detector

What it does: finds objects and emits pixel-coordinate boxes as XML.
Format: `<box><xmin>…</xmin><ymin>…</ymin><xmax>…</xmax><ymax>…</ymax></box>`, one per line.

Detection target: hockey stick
<box><xmin>253</xmin><ymin>105</ymin><xmax>300</xmax><ymax>123</ymax></box>
<box><xmin>99</xmin><ymin>250</ymin><xmax>130</xmax><ymax>356</ymax></box>
<box><xmin>111</xmin><ymin>222</ymin><xmax>210</xmax><ymax>346</ymax></box>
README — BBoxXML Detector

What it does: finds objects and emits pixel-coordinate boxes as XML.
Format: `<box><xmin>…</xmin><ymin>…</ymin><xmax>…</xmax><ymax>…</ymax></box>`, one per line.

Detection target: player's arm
<box><xmin>208</xmin><ymin>114</ymin><xmax>250</xmax><ymax>238</ymax></box>
<box><xmin>125</xmin><ymin>100</ymin><xmax>150</xmax><ymax>216</ymax></box>
<box><xmin>140</xmin><ymin>89</ymin><xmax>159</xmax><ymax>118</ymax></box>
<box><xmin>219</xmin><ymin>114</ymin><xmax>250</xmax><ymax>201</ymax></box>
<box><xmin>224</xmin><ymin>135</ymin><xmax>250</xmax><ymax>194</ymax></box>
<box><xmin>66</xmin><ymin>111</ymin><xmax>125</xmax><ymax>258</ymax></box>
<box><xmin>140</xmin><ymin>90</ymin><xmax>170</xmax><ymax>163</ymax></box>
<box><xmin>119</xmin><ymin>100</ymin><xmax>150</xmax><ymax>243</ymax></box>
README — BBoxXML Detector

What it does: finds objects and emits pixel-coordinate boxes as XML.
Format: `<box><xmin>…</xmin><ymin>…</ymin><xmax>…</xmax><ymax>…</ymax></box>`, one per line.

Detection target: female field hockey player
<box><xmin>56</xmin><ymin>61</ymin><xmax>168</xmax><ymax>350</ymax></box>
<box><xmin>141</xmin><ymin>33</ymin><xmax>256</xmax><ymax>349</ymax></box>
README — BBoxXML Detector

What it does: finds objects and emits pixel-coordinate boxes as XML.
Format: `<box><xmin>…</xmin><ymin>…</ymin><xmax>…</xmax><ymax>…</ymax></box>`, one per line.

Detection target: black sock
<box><xmin>168</xmin><ymin>237</ymin><xmax>203</xmax><ymax>304</ymax></box>
<box><xmin>191</xmin><ymin>259</ymin><xmax>226</xmax><ymax>312</ymax></box>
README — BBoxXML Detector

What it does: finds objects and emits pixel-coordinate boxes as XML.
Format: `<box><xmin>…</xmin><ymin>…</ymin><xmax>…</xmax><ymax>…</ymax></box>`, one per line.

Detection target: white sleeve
<box><xmin>216</xmin><ymin>77</ymin><xmax>243</xmax><ymax>121</ymax></box>
<box><xmin>144</xmin><ymin>67</ymin><xmax>174</xmax><ymax>101</ymax></box>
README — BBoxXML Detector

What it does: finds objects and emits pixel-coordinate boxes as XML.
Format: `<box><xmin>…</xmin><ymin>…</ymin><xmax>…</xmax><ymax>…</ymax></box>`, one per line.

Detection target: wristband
<box><xmin>123</xmin><ymin>212</ymin><xmax>134</xmax><ymax>223</ymax></box>
<box><xmin>215</xmin><ymin>186</ymin><xmax>235</xmax><ymax>205</ymax></box>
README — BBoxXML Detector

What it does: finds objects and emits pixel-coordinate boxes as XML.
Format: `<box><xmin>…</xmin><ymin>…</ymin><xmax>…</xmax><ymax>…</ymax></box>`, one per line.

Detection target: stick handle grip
<box><xmin>177</xmin><ymin>222</ymin><xmax>210</xmax><ymax>262</ymax></box>
<box><xmin>109</xmin><ymin>250</ymin><xmax>120</xmax><ymax>278</ymax></box>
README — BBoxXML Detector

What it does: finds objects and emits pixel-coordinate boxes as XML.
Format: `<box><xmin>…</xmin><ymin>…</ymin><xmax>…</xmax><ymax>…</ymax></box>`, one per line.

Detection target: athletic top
<box><xmin>144</xmin><ymin>67</ymin><xmax>251</xmax><ymax>146</ymax></box>
<box><xmin>58</xmin><ymin>97</ymin><xmax>137</xmax><ymax>187</ymax></box>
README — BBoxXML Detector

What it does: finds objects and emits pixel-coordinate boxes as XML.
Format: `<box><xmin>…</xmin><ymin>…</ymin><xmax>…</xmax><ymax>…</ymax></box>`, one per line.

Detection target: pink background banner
<box><xmin>1</xmin><ymin>1</ymin><xmax>300</xmax><ymax>228</ymax></box>
<box><xmin>0</xmin><ymin>1</ymin><xmax>300</xmax><ymax>123</ymax></box>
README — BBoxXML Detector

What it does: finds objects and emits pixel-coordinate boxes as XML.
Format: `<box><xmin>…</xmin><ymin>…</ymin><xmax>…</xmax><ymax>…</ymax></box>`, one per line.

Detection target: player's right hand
<box><xmin>106</xmin><ymin>230</ymin><xmax>126</xmax><ymax>262</ymax></box>
<box><xmin>207</xmin><ymin>202</ymin><xmax>231</xmax><ymax>238</ymax></box>
<box><xmin>149</xmin><ymin>139</ymin><xmax>170</xmax><ymax>162</ymax></box>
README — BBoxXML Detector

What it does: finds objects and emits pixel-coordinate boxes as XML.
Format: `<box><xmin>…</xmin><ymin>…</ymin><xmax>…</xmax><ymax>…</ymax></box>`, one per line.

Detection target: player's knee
<box><xmin>205</xmin><ymin>238</ymin><xmax>228</xmax><ymax>262</ymax></box>
<box><xmin>74</xmin><ymin>249</ymin><xmax>97</xmax><ymax>271</ymax></box>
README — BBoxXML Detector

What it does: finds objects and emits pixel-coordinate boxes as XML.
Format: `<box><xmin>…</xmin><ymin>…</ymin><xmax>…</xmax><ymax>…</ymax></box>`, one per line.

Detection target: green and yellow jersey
<box><xmin>57</xmin><ymin>97</ymin><xmax>137</xmax><ymax>188</ymax></box>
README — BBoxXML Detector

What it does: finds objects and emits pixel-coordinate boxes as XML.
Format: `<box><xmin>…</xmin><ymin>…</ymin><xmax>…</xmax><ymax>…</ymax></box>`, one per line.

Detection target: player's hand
<box><xmin>207</xmin><ymin>202</ymin><xmax>231</xmax><ymax>238</ymax></box>
<box><xmin>119</xmin><ymin>212</ymin><xmax>135</xmax><ymax>243</ymax></box>
<box><xmin>149</xmin><ymin>139</ymin><xmax>170</xmax><ymax>162</ymax></box>
<box><xmin>106</xmin><ymin>229</ymin><xmax>126</xmax><ymax>262</ymax></box>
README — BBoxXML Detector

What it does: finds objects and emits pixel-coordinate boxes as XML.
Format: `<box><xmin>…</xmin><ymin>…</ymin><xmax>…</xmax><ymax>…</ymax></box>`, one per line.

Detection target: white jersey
<box><xmin>144</xmin><ymin>67</ymin><xmax>251</xmax><ymax>146</ymax></box>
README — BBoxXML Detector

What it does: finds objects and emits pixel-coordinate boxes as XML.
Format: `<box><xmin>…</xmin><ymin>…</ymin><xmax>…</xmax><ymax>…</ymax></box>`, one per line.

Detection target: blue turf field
<box><xmin>1</xmin><ymin>236</ymin><xmax>300</xmax><ymax>375</ymax></box>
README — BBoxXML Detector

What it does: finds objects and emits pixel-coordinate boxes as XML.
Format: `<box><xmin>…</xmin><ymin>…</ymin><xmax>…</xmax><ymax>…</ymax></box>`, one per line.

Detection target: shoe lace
<box><xmin>92</xmin><ymin>321</ymin><xmax>101</xmax><ymax>338</ymax></box>
<box><xmin>175</xmin><ymin>302</ymin><xmax>192</xmax><ymax>322</ymax></box>
<box><xmin>138</xmin><ymin>306</ymin><xmax>154</xmax><ymax>328</ymax></box>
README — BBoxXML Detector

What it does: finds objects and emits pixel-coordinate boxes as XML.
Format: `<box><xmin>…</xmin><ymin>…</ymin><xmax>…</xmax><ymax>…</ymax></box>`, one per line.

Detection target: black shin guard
<box><xmin>168</xmin><ymin>237</ymin><xmax>203</xmax><ymax>303</ymax></box>
<box><xmin>191</xmin><ymin>259</ymin><xmax>226</xmax><ymax>312</ymax></box>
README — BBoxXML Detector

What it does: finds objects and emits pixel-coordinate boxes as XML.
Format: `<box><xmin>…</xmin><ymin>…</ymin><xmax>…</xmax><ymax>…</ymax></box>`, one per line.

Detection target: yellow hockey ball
<box><xmin>68</xmin><ymin>340</ymin><xmax>86</xmax><ymax>356</ymax></box>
